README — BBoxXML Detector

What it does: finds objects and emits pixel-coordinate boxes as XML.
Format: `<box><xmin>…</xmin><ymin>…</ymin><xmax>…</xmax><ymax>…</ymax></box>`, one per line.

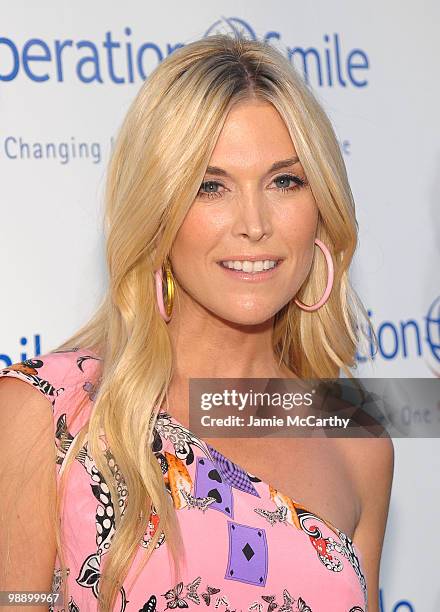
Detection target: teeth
<box><xmin>220</xmin><ymin>259</ymin><xmax>278</xmax><ymax>273</ymax></box>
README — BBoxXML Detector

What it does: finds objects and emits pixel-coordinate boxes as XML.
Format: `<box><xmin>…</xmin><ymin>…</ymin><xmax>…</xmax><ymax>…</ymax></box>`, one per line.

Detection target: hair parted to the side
<box><xmin>51</xmin><ymin>31</ymin><xmax>377</xmax><ymax>610</ymax></box>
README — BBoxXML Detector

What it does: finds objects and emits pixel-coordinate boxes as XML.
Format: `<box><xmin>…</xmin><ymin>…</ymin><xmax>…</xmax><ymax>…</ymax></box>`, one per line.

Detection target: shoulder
<box><xmin>0</xmin><ymin>347</ymin><xmax>102</xmax><ymax>397</ymax></box>
<box><xmin>343</xmin><ymin>434</ymin><xmax>394</xmax><ymax>505</ymax></box>
<box><xmin>0</xmin><ymin>347</ymin><xmax>102</xmax><ymax>589</ymax></box>
<box><xmin>337</xmin><ymin>432</ymin><xmax>394</xmax><ymax>525</ymax></box>
<box><xmin>338</xmin><ymin>434</ymin><xmax>394</xmax><ymax>610</ymax></box>
<box><xmin>0</xmin><ymin>347</ymin><xmax>103</xmax><ymax>432</ymax></box>
<box><xmin>0</xmin><ymin>347</ymin><xmax>102</xmax><ymax>399</ymax></box>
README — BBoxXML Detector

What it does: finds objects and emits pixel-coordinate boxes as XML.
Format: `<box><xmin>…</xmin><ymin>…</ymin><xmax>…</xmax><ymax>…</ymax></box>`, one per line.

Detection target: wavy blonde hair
<box><xmin>51</xmin><ymin>32</ymin><xmax>376</xmax><ymax>610</ymax></box>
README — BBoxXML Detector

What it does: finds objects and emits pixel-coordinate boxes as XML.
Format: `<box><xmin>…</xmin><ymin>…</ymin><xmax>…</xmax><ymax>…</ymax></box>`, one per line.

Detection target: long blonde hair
<box><xmin>52</xmin><ymin>32</ymin><xmax>376</xmax><ymax>610</ymax></box>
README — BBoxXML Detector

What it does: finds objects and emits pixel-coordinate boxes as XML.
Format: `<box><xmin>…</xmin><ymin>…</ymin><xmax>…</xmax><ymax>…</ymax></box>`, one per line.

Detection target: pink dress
<box><xmin>0</xmin><ymin>348</ymin><xmax>368</xmax><ymax>611</ymax></box>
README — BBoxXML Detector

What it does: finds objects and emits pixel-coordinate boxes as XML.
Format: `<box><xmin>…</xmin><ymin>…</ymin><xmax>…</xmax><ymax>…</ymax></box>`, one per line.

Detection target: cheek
<box><xmin>274</xmin><ymin>200</ymin><xmax>319</xmax><ymax>290</ymax></box>
<box><xmin>170</xmin><ymin>208</ymin><xmax>221</xmax><ymax>282</ymax></box>
<box><xmin>279</xmin><ymin>197</ymin><xmax>319</xmax><ymax>249</ymax></box>
<box><xmin>172</xmin><ymin>203</ymin><xmax>228</xmax><ymax>257</ymax></box>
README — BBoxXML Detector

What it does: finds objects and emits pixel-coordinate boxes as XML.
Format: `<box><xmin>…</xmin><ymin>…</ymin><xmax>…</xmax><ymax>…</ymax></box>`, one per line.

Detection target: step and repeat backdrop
<box><xmin>1</xmin><ymin>2</ymin><xmax>439</xmax><ymax>609</ymax></box>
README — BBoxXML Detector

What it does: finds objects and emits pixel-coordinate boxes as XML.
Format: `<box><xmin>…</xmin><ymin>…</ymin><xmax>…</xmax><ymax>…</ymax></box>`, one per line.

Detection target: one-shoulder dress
<box><xmin>0</xmin><ymin>348</ymin><xmax>368</xmax><ymax>611</ymax></box>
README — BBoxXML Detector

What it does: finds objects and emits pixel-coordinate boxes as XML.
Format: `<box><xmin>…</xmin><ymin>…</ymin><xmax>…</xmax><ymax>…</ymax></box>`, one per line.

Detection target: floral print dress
<box><xmin>0</xmin><ymin>348</ymin><xmax>368</xmax><ymax>611</ymax></box>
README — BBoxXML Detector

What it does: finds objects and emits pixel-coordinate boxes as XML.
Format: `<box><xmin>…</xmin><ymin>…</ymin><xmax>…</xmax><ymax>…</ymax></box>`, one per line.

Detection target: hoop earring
<box><xmin>294</xmin><ymin>238</ymin><xmax>334</xmax><ymax>312</ymax></box>
<box><xmin>154</xmin><ymin>259</ymin><xmax>175</xmax><ymax>322</ymax></box>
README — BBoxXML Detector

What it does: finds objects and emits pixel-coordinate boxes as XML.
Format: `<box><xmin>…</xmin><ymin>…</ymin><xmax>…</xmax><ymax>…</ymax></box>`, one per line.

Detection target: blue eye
<box><xmin>272</xmin><ymin>174</ymin><xmax>306</xmax><ymax>192</ymax></box>
<box><xmin>197</xmin><ymin>180</ymin><xmax>224</xmax><ymax>200</ymax></box>
<box><xmin>196</xmin><ymin>174</ymin><xmax>308</xmax><ymax>200</ymax></box>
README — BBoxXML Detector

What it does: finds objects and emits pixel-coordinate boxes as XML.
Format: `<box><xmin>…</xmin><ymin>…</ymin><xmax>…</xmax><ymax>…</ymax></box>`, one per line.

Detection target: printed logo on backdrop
<box><xmin>379</xmin><ymin>589</ymin><xmax>415</xmax><ymax>612</ymax></box>
<box><xmin>426</xmin><ymin>295</ymin><xmax>440</xmax><ymax>374</ymax></box>
<box><xmin>205</xmin><ymin>17</ymin><xmax>369</xmax><ymax>88</ymax></box>
<box><xmin>356</xmin><ymin>295</ymin><xmax>440</xmax><ymax>373</ymax></box>
<box><xmin>205</xmin><ymin>16</ymin><xmax>256</xmax><ymax>40</ymax></box>
<box><xmin>0</xmin><ymin>17</ymin><xmax>369</xmax><ymax>88</ymax></box>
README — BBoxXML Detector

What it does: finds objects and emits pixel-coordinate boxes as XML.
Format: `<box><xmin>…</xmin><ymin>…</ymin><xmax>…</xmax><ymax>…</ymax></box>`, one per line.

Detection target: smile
<box><xmin>220</xmin><ymin>259</ymin><xmax>280</xmax><ymax>273</ymax></box>
<box><xmin>216</xmin><ymin>259</ymin><xmax>284</xmax><ymax>281</ymax></box>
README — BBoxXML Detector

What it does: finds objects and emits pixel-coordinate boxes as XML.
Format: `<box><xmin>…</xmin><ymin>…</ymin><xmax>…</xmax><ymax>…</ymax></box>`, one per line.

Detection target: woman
<box><xmin>0</xmin><ymin>33</ymin><xmax>393</xmax><ymax>611</ymax></box>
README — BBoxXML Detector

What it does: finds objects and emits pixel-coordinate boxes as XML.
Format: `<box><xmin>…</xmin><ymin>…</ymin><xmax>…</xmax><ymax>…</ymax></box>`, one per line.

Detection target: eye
<box><xmin>197</xmin><ymin>174</ymin><xmax>308</xmax><ymax>200</ymax></box>
<box><xmin>197</xmin><ymin>180</ymin><xmax>225</xmax><ymax>200</ymax></box>
<box><xmin>271</xmin><ymin>173</ymin><xmax>307</xmax><ymax>193</ymax></box>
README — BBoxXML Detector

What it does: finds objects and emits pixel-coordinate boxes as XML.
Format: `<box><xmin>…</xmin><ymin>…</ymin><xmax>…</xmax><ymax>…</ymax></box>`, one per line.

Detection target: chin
<box><xmin>214</xmin><ymin>307</ymin><xmax>279</xmax><ymax>327</ymax></box>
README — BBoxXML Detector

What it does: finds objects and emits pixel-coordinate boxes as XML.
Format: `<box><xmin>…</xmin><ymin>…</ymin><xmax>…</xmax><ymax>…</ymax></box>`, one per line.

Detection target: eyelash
<box><xmin>197</xmin><ymin>174</ymin><xmax>308</xmax><ymax>200</ymax></box>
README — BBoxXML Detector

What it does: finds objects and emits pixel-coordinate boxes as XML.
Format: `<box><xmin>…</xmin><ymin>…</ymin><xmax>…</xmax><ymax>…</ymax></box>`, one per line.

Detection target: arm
<box><xmin>350</xmin><ymin>436</ymin><xmax>395</xmax><ymax>612</ymax></box>
<box><xmin>0</xmin><ymin>378</ymin><xmax>58</xmax><ymax>611</ymax></box>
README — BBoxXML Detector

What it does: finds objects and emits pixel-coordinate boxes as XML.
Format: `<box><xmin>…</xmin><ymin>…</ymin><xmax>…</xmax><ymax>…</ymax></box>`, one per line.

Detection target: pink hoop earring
<box><xmin>293</xmin><ymin>238</ymin><xmax>334</xmax><ymax>312</ymax></box>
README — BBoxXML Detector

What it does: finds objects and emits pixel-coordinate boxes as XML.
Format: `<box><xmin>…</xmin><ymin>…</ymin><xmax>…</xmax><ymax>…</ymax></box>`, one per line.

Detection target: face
<box><xmin>170</xmin><ymin>99</ymin><xmax>319</xmax><ymax>326</ymax></box>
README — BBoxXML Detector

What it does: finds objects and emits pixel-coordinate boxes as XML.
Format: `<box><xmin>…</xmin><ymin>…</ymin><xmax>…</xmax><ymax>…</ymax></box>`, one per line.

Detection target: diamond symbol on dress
<box><xmin>242</xmin><ymin>543</ymin><xmax>255</xmax><ymax>561</ymax></box>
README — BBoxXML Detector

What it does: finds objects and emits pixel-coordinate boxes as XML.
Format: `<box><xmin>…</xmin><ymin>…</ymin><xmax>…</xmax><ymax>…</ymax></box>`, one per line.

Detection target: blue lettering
<box><xmin>333</xmin><ymin>33</ymin><xmax>347</xmax><ymax>87</ymax></box>
<box><xmin>393</xmin><ymin>601</ymin><xmax>414</xmax><ymax>612</ymax></box>
<box><xmin>2</xmin><ymin>136</ymin><xmax>101</xmax><ymax>164</ymax></box>
<box><xmin>103</xmin><ymin>31</ymin><xmax>123</xmax><ymax>84</ymax></box>
<box><xmin>4</xmin><ymin>136</ymin><xmax>18</xmax><ymax>159</ymax></box>
<box><xmin>22</xmin><ymin>38</ymin><xmax>51</xmax><ymax>82</ymax></box>
<box><xmin>54</xmin><ymin>39</ymin><xmax>73</xmax><ymax>82</ymax></box>
<box><xmin>355</xmin><ymin>307</ymin><xmax>435</xmax><ymax>363</ymax></box>
<box><xmin>0</xmin><ymin>37</ymin><xmax>19</xmax><ymax>81</ymax></box>
<box><xmin>288</xmin><ymin>46</ymin><xmax>322</xmax><ymax>86</ymax></box>
<box><xmin>125</xmin><ymin>27</ymin><xmax>135</xmax><ymax>83</ymax></box>
<box><xmin>378</xmin><ymin>322</ymin><xmax>399</xmax><ymax>359</ymax></box>
<box><xmin>264</xmin><ymin>31</ymin><xmax>281</xmax><ymax>43</ymax></box>
<box><xmin>0</xmin><ymin>334</ymin><xmax>41</xmax><ymax>366</ymax></box>
<box><xmin>323</xmin><ymin>34</ymin><xmax>333</xmax><ymax>86</ymax></box>
<box><xmin>166</xmin><ymin>42</ymin><xmax>185</xmax><ymax>55</ymax></box>
<box><xmin>77</xmin><ymin>41</ymin><xmax>103</xmax><ymax>83</ymax></box>
<box><xmin>20</xmin><ymin>336</ymin><xmax>28</xmax><ymax>362</ymax></box>
<box><xmin>0</xmin><ymin>27</ymin><xmax>370</xmax><ymax>87</ymax></box>
<box><xmin>0</xmin><ymin>354</ymin><xmax>12</xmax><ymax>368</ymax></box>
<box><xmin>347</xmin><ymin>49</ymin><xmax>369</xmax><ymax>87</ymax></box>
<box><xmin>380</xmin><ymin>588</ymin><xmax>415</xmax><ymax>612</ymax></box>
<box><xmin>400</xmin><ymin>319</ymin><xmax>422</xmax><ymax>357</ymax></box>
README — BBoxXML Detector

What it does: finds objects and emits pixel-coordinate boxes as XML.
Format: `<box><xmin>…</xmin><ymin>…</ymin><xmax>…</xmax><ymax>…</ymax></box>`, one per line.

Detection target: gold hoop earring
<box><xmin>154</xmin><ymin>258</ymin><xmax>175</xmax><ymax>322</ymax></box>
<box><xmin>163</xmin><ymin>259</ymin><xmax>175</xmax><ymax>319</ymax></box>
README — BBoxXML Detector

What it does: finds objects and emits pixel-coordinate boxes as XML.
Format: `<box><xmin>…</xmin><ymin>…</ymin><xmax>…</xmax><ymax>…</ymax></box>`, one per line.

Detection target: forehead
<box><xmin>209</xmin><ymin>99</ymin><xmax>297</xmax><ymax>169</ymax></box>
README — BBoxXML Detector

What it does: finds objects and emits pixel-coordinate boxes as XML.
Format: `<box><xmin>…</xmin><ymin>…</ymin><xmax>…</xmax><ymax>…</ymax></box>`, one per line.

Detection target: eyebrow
<box><xmin>205</xmin><ymin>156</ymin><xmax>301</xmax><ymax>178</ymax></box>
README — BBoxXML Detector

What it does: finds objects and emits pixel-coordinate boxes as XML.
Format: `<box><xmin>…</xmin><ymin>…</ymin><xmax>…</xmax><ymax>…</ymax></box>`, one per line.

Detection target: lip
<box><xmin>216</xmin><ymin>258</ymin><xmax>284</xmax><ymax>282</ymax></box>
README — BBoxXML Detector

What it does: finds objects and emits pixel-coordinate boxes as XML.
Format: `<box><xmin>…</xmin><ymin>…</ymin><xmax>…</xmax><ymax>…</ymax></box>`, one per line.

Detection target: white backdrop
<box><xmin>1</xmin><ymin>2</ymin><xmax>439</xmax><ymax>609</ymax></box>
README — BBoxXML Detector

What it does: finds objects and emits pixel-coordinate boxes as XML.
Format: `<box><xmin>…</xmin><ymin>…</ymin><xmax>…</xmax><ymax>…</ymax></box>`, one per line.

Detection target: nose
<box><xmin>231</xmin><ymin>189</ymin><xmax>273</xmax><ymax>241</ymax></box>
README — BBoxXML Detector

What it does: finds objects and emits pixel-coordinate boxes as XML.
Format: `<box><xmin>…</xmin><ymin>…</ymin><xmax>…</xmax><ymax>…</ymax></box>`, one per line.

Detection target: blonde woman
<box><xmin>0</xmin><ymin>33</ymin><xmax>393</xmax><ymax>612</ymax></box>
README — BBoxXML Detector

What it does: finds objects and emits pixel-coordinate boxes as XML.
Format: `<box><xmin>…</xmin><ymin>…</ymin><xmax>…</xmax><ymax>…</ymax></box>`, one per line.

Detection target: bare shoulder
<box><xmin>0</xmin><ymin>377</ymin><xmax>57</xmax><ymax>597</ymax></box>
<box><xmin>337</xmin><ymin>433</ymin><xmax>394</xmax><ymax>612</ymax></box>
<box><xmin>0</xmin><ymin>376</ymin><xmax>55</xmax><ymax>443</ymax></box>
